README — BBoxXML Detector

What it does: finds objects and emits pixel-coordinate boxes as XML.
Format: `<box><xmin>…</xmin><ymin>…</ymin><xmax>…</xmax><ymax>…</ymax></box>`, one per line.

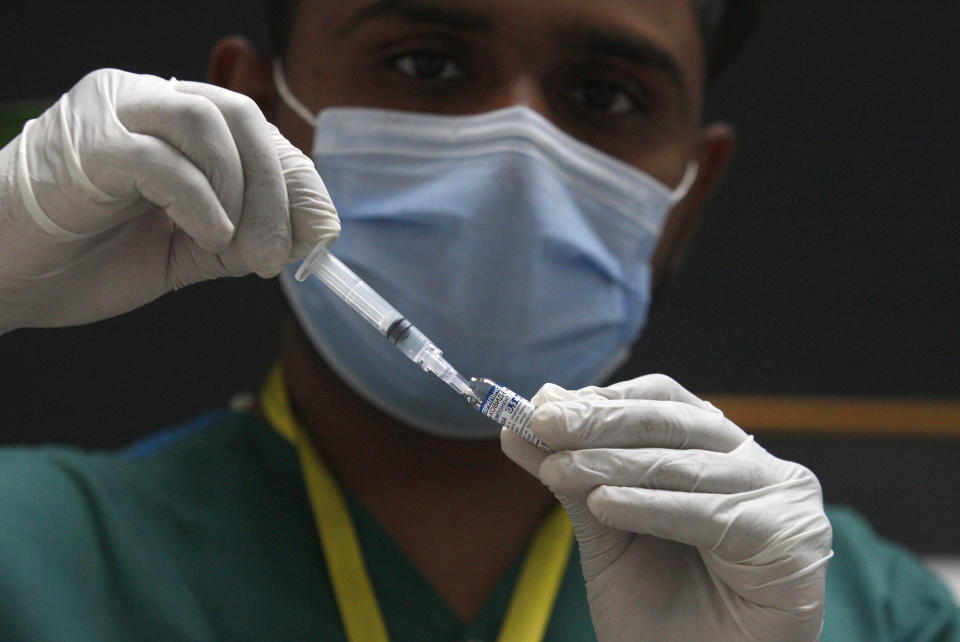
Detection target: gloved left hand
<box><xmin>502</xmin><ymin>374</ymin><xmax>833</xmax><ymax>641</ymax></box>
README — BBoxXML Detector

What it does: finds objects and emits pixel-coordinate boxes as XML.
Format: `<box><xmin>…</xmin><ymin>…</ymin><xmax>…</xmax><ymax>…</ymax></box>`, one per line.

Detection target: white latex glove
<box><xmin>502</xmin><ymin>374</ymin><xmax>833</xmax><ymax>641</ymax></box>
<box><xmin>0</xmin><ymin>68</ymin><xmax>339</xmax><ymax>333</ymax></box>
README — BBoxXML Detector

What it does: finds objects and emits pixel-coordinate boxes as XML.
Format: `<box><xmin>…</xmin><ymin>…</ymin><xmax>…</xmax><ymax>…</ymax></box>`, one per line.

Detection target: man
<box><xmin>0</xmin><ymin>1</ymin><xmax>956</xmax><ymax>640</ymax></box>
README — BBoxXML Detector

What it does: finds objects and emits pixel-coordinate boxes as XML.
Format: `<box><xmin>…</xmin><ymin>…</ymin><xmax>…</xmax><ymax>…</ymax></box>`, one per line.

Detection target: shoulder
<box><xmin>822</xmin><ymin>505</ymin><xmax>960</xmax><ymax>642</ymax></box>
<box><xmin>0</xmin><ymin>409</ymin><xmax>297</xmax><ymax>567</ymax></box>
<box><xmin>0</xmin><ymin>410</ymin><xmax>262</xmax><ymax>493</ymax></box>
<box><xmin>0</xmin><ymin>410</ymin><xmax>299</xmax><ymax>640</ymax></box>
<box><xmin>0</xmin><ymin>410</ymin><xmax>239</xmax><ymax>530</ymax></box>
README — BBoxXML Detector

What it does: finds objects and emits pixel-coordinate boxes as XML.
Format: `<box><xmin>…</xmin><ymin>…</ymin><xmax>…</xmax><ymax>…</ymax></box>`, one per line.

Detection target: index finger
<box><xmin>546</xmin><ymin>373</ymin><xmax>720</xmax><ymax>413</ymax></box>
<box><xmin>531</xmin><ymin>398</ymin><xmax>748</xmax><ymax>453</ymax></box>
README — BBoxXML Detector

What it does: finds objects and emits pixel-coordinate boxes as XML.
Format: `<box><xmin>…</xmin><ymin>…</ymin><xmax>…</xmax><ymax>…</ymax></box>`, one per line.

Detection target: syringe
<box><xmin>295</xmin><ymin>244</ymin><xmax>473</xmax><ymax>398</ymax></box>
<box><xmin>295</xmin><ymin>243</ymin><xmax>550</xmax><ymax>452</ymax></box>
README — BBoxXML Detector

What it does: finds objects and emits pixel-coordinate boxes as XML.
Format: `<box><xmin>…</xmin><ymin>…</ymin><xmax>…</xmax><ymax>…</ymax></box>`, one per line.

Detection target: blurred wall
<box><xmin>630</xmin><ymin>2</ymin><xmax>960</xmax><ymax>398</ymax></box>
<box><xmin>1</xmin><ymin>2</ymin><xmax>958</xmax><ymax>551</ymax></box>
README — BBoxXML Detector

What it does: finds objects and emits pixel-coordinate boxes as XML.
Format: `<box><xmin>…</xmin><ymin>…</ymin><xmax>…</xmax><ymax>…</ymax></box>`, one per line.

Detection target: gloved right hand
<box><xmin>0</xmin><ymin>68</ymin><xmax>339</xmax><ymax>334</ymax></box>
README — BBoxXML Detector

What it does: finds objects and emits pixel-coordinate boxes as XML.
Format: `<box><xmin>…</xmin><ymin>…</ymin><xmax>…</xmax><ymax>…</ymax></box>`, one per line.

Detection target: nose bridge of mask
<box><xmin>323</xmin><ymin>113</ymin><xmax>631</xmax><ymax>303</ymax></box>
<box><xmin>312</xmin><ymin>106</ymin><xmax>680</xmax><ymax>235</ymax></box>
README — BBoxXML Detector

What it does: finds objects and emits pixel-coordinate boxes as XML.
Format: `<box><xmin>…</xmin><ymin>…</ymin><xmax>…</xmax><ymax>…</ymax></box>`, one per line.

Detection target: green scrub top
<box><xmin>0</xmin><ymin>410</ymin><xmax>957</xmax><ymax>641</ymax></box>
<box><xmin>0</xmin><ymin>410</ymin><xmax>594</xmax><ymax>641</ymax></box>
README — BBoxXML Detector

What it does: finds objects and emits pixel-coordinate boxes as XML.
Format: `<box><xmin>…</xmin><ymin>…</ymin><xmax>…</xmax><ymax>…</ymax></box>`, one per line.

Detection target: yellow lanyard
<box><xmin>261</xmin><ymin>364</ymin><xmax>573</xmax><ymax>642</ymax></box>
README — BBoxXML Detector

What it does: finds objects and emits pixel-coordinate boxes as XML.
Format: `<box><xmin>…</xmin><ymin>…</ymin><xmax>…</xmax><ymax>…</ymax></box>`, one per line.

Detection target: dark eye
<box><xmin>568</xmin><ymin>81</ymin><xmax>638</xmax><ymax>115</ymax></box>
<box><xmin>390</xmin><ymin>51</ymin><xmax>464</xmax><ymax>81</ymax></box>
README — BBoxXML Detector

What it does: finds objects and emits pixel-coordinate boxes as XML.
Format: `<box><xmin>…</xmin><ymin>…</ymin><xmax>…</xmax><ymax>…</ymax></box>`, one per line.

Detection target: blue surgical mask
<box><xmin>275</xmin><ymin>64</ymin><xmax>695</xmax><ymax>439</ymax></box>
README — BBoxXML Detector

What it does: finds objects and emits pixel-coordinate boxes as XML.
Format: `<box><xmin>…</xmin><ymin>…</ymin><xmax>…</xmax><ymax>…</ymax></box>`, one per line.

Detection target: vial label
<box><xmin>479</xmin><ymin>383</ymin><xmax>550</xmax><ymax>451</ymax></box>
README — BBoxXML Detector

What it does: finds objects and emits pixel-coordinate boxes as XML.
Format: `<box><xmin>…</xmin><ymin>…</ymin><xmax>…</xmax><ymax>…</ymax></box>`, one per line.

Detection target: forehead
<box><xmin>306</xmin><ymin>0</ymin><xmax>705</xmax><ymax>92</ymax></box>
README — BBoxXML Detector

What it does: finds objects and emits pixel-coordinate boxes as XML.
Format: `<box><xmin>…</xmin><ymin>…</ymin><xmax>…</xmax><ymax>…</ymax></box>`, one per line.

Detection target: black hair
<box><xmin>267</xmin><ymin>0</ymin><xmax>297</xmax><ymax>60</ymax></box>
<box><xmin>267</xmin><ymin>0</ymin><xmax>767</xmax><ymax>85</ymax></box>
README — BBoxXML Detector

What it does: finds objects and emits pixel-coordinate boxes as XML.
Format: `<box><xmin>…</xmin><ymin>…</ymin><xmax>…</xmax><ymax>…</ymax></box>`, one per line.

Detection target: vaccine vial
<box><xmin>467</xmin><ymin>378</ymin><xmax>551</xmax><ymax>452</ymax></box>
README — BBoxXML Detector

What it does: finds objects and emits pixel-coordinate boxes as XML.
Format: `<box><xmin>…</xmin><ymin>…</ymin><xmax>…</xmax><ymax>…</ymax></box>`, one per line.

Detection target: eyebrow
<box><xmin>559</xmin><ymin>27</ymin><xmax>688</xmax><ymax>98</ymax></box>
<box><xmin>340</xmin><ymin>0</ymin><xmax>495</xmax><ymax>35</ymax></box>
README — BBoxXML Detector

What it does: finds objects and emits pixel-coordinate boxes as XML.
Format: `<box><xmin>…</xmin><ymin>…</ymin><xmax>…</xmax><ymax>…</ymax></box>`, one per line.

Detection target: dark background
<box><xmin>1</xmin><ymin>2</ymin><xmax>958</xmax><ymax>552</ymax></box>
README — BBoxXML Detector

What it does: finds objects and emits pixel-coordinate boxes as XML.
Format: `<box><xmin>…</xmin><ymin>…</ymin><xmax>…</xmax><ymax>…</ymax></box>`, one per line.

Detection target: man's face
<box><xmin>276</xmin><ymin>0</ymin><xmax>706</xmax><ymax>188</ymax></box>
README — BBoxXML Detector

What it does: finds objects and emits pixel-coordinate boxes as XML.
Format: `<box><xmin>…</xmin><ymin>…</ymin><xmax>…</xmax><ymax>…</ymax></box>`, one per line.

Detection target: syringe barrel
<box><xmin>295</xmin><ymin>243</ymin><xmax>402</xmax><ymax>336</ymax></box>
<box><xmin>294</xmin><ymin>242</ymin><xmax>473</xmax><ymax>398</ymax></box>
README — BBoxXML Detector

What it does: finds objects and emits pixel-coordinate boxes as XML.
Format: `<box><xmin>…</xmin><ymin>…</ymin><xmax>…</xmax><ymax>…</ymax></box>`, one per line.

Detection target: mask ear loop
<box><xmin>671</xmin><ymin>161</ymin><xmax>699</xmax><ymax>204</ymax></box>
<box><xmin>272</xmin><ymin>58</ymin><xmax>319</xmax><ymax>127</ymax></box>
